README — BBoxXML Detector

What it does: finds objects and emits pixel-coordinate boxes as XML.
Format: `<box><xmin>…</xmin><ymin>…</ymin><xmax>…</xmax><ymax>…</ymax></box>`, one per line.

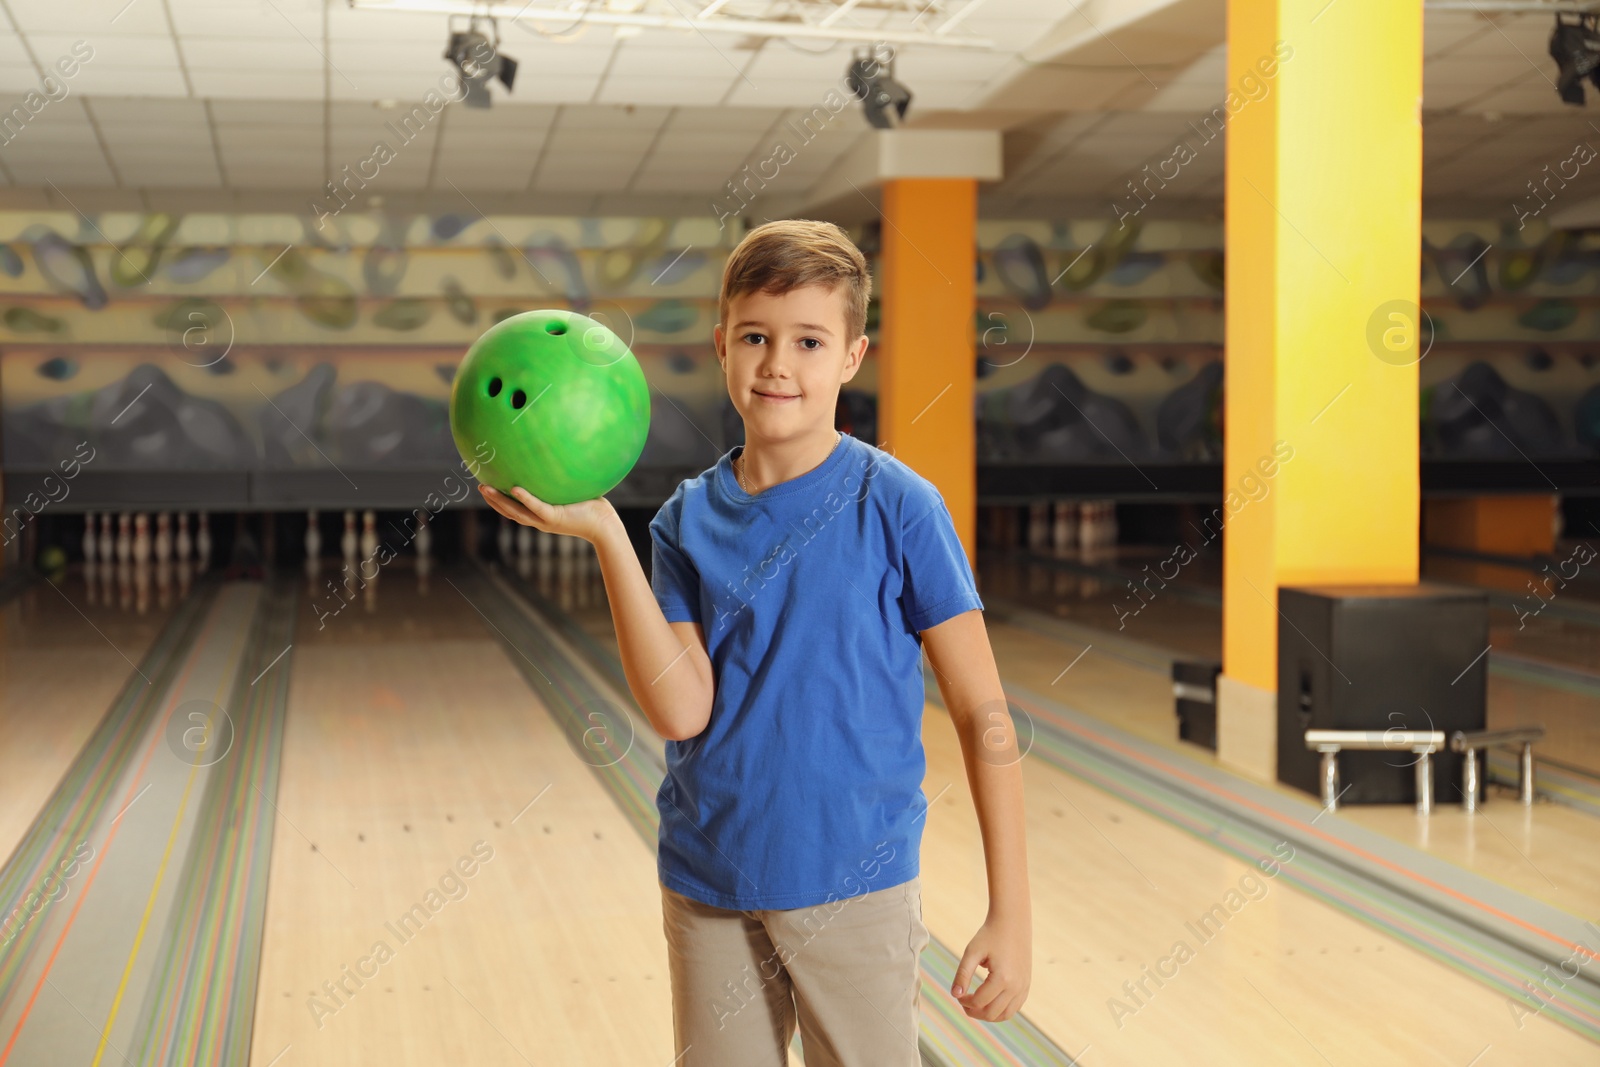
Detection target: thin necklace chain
<box><xmin>736</xmin><ymin>430</ymin><xmax>843</xmax><ymax>495</ymax></box>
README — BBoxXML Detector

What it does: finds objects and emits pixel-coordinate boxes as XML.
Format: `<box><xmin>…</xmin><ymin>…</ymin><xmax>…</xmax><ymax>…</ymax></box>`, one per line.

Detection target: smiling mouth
<box><xmin>754</xmin><ymin>389</ymin><xmax>799</xmax><ymax>399</ymax></box>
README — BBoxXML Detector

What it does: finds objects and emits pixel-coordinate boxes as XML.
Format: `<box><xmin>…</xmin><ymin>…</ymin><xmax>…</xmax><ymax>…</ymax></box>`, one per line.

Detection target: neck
<box><xmin>739</xmin><ymin>428</ymin><xmax>842</xmax><ymax>494</ymax></box>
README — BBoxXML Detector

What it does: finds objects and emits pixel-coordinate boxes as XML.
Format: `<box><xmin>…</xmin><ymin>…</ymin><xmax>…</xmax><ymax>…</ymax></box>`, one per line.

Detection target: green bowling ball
<box><xmin>450</xmin><ymin>309</ymin><xmax>650</xmax><ymax>505</ymax></box>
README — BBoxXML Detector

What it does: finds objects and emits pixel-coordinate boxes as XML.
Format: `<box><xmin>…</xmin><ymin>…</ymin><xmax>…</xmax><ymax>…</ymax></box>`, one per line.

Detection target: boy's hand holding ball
<box><xmin>478</xmin><ymin>485</ymin><xmax>619</xmax><ymax>545</ymax></box>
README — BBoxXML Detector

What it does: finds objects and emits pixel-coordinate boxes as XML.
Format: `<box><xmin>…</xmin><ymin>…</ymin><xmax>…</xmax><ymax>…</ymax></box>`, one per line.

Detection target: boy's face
<box><xmin>714</xmin><ymin>283</ymin><xmax>867</xmax><ymax>447</ymax></box>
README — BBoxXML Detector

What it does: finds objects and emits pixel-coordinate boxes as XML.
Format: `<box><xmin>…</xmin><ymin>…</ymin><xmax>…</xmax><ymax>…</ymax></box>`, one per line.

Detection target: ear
<box><xmin>840</xmin><ymin>334</ymin><xmax>868</xmax><ymax>383</ymax></box>
<box><xmin>713</xmin><ymin>322</ymin><xmax>726</xmax><ymax>371</ymax></box>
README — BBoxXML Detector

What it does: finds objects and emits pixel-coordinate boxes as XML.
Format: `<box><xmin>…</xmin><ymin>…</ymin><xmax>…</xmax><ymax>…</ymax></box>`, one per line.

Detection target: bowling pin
<box><xmin>305</xmin><ymin>509</ymin><xmax>321</xmax><ymax>563</ymax></box>
<box><xmin>556</xmin><ymin>551</ymin><xmax>574</xmax><ymax>611</ymax></box>
<box><xmin>99</xmin><ymin>513</ymin><xmax>114</xmax><ymax>564</ymax></box>
<box><xmin>1076</xmin><ymin>501</ymin><xmax>1093</xmax><ymax>553</ymax></box>
<box><xmin>116</xmin><ymin>513</ymin><xmax>132</xmax><ymax>563</ymax></box>
<box><xmin>195</xmin><ymin>511</ymin><xmax>211</xmax><ymax>571</ymax></box>
<box><xmin>571</xmin><ymin>541</ymin><xmax>588</xmax><ymax>608</ymax></box>
<box><xmin>497</xmin><ymin>518</ymin><xmax>514</xmax><ymax>563</ymax></box>
<box><xmin>1027</xmin><ymin>503</ymin><xmax>1046</xmax><ymax>552</ymax></box>
<box><xmin>414</xmin><ymin>511</ymin><xmax>432</xmax><ymax>565</ymax></box>
<box><xmin>360</xmin><ymin>510</ymin><xmax>378</xmax><ymax>563</ymax></box>
<box><xmin>175</xmin><ymin>512</ymin><xmax>192</xmax><ymax>563</ymax></box>
<box><xmin>536</xmin><ymin>529</ymin><xmax>554</xmax><ymax>559</ymax></box>
<box><xmin>1053</xmin><ymin>501</ymin><xmax>1073</xmax><ymax>553</ymax></box>
<box><xmin>134</xmin><ymin>559</ymin><xmax>150</xmax><ymax>615</ymax></box>
<box><xmin>341</xmin><ymin>510</ymin><xmax>358</xmax><ymax>566</ymax></box>
<box><xmin>133</xmin><ymin>513</ymin><xmax>151</xmax><ymax>565</ymax></box>
<box><xmin>83</xmin><ymin>511</ymin><xmax>97</xmax><ymax>562</ymax></box>
<box><xmin>516</xmin><ymin>525</ymin><xmax>533</xmax><ymax>564</ymax></box>
<box><xmin>155</xmin><ymin>512</ymin><xmax>172</xmax><ymax>563</ymax></box>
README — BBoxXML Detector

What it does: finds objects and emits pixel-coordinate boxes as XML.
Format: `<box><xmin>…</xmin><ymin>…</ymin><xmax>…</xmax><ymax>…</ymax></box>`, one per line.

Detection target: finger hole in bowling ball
<box><xmin>487</xmin><ymin>376</ymin><xmax>502</xmax><ymax>398</ymax></box>
<box><xmin>545</xmin><ymin>321</ymin><xmax>567</xmax><ymax>336</ymax></box>
<box><xmin>511</xmin><ymin>388</ymin><xmax>527</xmax><ymax>409</ymax></box>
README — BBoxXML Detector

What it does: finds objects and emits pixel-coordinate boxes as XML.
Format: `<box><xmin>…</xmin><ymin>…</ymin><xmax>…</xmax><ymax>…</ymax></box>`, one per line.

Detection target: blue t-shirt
<box><xmin>647</xmin><ymin>432</ymin><xmax>984</xmax><ymax>910</ymax></box>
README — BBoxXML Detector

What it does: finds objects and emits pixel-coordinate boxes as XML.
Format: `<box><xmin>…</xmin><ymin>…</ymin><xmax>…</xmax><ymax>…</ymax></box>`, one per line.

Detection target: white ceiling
<box><xmin>0</xmin><ymin>0</ymin><xmax>1593</xmax><ymax>221</ymax></box>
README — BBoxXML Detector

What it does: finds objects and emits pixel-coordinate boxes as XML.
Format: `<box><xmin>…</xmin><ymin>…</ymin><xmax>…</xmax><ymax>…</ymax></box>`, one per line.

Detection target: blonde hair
<box><xmin>718</xmin><ymin>218</ymin><xmax>871</xmax><ymax>342</ymax></box>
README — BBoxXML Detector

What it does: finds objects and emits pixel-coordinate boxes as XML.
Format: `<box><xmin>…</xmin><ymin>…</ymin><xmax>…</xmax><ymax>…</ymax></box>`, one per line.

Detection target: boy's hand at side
<box><xmin>479</xmin><ymin>485</ymin><xmax>617</xmax><ymax>544</ymax></box>
<box><xmin>953</xmin><ymin>911</ymin><xmax>1032</xmax><ymax>1022</ymax></box>
<box><xmin>921</xmin><ymin>609</ymin><xmax>1033</xmax><ymax>1023</ymax></box>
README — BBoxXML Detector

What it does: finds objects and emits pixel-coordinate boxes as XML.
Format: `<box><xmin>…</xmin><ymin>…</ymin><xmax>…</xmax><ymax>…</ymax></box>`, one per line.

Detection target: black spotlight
<box><xmin>446</xmin><ymin>18</ymin><xmax>518</xmax><ymax>109</ymax></box>
<box><xmin>1549</xmin><ymin>13</ymin><xmax>1600</xmax><ymax>106</ymax></box>
<box><xmin>845</xmin><ymin>47</ymin><xmax>911</xmax><ymax>129</ymax></box>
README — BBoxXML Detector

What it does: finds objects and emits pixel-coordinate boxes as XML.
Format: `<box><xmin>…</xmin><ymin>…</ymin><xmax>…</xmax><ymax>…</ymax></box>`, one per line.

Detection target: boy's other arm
<box><xmin>921</xmin><ymin>608</ymin><xmax>1032</xmax><ymax>1023</ymax></box>
<box><xmin>480</xmin><ymin>485</ymin><xmax>714</xmax><ymax>742</ymax></box>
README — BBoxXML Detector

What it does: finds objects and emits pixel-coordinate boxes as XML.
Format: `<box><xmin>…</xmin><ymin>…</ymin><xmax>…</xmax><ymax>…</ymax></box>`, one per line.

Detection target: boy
<box><xmin>480</xmin><ymin>219</ymin><xmax>1030</xmax><ymax>1065</ymax></box>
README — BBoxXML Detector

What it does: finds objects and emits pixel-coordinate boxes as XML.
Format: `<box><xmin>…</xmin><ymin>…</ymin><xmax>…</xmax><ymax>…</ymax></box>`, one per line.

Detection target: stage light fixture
<box><xmin>445</xmin><ymin>18</ymin><xmax>518</xmax><ymax>108</ymax></box>
<box><xmin>1549</xmin><ymin>13</ymin><xmax>1600</xmax><ymax>106</ymax></box>
<box><xmin>845</xmin><ymin>47</ymin><xmax>911</xmax><ymax>130</ymax></box>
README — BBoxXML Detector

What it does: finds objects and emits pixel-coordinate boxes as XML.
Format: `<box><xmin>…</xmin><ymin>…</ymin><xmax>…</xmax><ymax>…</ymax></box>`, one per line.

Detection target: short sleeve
<box><xmin>649</xmin><ymin>497</ymin><xmax>702</xmax><ymax>624</ymax></box>
<box><xmin>900</xmin><ymin>497</ymin><xmax>983</xmax><ymax>633</ymax></box>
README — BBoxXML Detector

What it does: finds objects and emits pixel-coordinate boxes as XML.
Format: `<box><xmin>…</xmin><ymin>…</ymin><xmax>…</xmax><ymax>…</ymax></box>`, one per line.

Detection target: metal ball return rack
<box><xmin>1304</xmin><ymin>725</ymin><xmax>1546</xmax><ymax>815</ymax></box>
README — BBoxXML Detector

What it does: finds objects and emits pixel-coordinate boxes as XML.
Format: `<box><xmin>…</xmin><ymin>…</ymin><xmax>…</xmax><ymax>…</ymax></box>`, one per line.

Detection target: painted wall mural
<box><xmin>0</xmin><ymin>211</ymin><xmax>1596</xmax><ymax>483</ymax></box>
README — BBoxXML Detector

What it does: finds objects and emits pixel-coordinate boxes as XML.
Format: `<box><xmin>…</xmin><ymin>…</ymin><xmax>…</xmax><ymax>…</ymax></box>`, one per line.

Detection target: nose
<box><xmin>757</xmin><ymin>348</ymin><xmax>791</xmax><ymax>378</ymax></box>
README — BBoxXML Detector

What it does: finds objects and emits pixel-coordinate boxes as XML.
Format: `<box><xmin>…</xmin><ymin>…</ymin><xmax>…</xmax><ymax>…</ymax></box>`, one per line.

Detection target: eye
<box><xmin>799</xmin><ymin>337</ymin><xmax>822</xmax><ymax>350</ymax></box>
<box><xmin>742</xmin><ymin>332</ymin><xmax>765</xmax><ymax>346</ymax></box>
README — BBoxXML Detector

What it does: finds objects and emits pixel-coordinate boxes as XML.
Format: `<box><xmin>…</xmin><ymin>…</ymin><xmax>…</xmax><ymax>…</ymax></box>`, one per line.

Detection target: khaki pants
<box><xmin>660</xmin><ymin>876</ymin><xmax>929</xmax><ymax>1067</ymax></box>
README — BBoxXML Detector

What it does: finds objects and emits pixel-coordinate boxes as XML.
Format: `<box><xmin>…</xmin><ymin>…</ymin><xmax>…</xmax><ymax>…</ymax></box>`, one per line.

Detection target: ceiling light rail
<box><xmin>346</xmin><ymin>0</ymin><xmax>996</xmax><ymax>49</ymax></box>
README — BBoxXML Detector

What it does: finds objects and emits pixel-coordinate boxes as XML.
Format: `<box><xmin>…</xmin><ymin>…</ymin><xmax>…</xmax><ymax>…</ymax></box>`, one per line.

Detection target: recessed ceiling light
<box><xmin>377</xmin><ymin>99</ymin><xmax>399</xmax><ymax>110</ymax></box>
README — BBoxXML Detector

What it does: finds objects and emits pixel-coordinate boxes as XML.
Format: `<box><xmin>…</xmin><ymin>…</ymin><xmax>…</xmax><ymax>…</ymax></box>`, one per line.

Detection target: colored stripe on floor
<box><xmin>128</xmin><ymin>574</ymin><xmax>298</xmax><ymax>1066</ymax></box>
<box><xmin>0</xmin><ymin>581</ymin><xmax>218</xmax><ymax>1010</ymax></box>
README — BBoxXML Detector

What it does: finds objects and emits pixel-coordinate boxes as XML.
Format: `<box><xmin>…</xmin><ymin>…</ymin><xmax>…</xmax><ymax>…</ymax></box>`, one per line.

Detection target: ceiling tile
<box><xmin>596</xmin><ymin>76</ymin><xmax>731</xmax><ymax>107</ymax></box>
<box><xmin>30</xmin><ymin>33</ymin><xmax>180</xmax><ymax>67</ymax></box>
<box><xmin>188</xmin><ymin>70</ymin><xmax>327</xmax><ymax>99</ymax></box>
<box><xmin>69</xmin><ymin>68</ymin><xmax>193</xmax><ymax>96</ymax></box>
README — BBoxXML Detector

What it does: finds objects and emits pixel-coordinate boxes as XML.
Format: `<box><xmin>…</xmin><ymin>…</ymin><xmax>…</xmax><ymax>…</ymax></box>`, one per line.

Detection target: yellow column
<box><xmin>876</xmin><ymin>178</ymin><xmax>978</xmax><ymax>567</ymax></box>
<box><xmin>1219</xmin><ymin>0</ymin><xmax>1423</xmax><ymax>779</ymax></box>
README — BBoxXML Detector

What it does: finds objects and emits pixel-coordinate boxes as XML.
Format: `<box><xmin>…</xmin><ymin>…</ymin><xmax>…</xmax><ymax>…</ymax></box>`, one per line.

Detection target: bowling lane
<box><xmin>249</xmin><ymin>566</ymin><xmax>677</xmax><ymax>1067</ymax></box>
<box><xmin>0</xmin><ymin>563</ymin><xmax>193</xmax><ymax>863</ymax></box>
<box><xmin>980</xmin><ymin>551</ymin><xmax>1220</xmax><ymax>664</ymax></box>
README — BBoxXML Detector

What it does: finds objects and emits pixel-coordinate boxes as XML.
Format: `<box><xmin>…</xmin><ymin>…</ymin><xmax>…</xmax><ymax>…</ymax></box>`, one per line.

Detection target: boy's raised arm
<box><xmin>593</xmin><ymin>516</ymin><xmax>715</xmax><ymax>742</ymax></box>
<box><xmin>479</xmin><ymin>485</ymin><xmax>714</xmax><ymax>742</ymax></box>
